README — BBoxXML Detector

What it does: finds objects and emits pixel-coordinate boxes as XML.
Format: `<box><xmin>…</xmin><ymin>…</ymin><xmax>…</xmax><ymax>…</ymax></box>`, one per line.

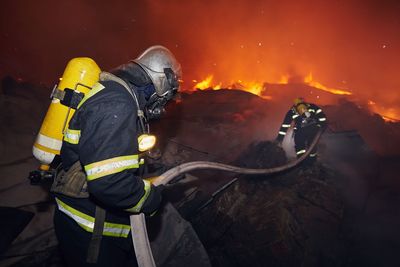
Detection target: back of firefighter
<box><xmin>275</xmin><ymin>97</ymin><xmax>327</xmax><ymax>164</ymax></box>
<box><xmin>52</xmin><ymin>45</ymin><xmax>182</xmax><ymax>267</ymax></box>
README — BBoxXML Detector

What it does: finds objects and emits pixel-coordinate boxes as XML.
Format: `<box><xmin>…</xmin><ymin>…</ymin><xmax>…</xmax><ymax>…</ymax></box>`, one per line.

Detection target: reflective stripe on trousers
<box><xmin>55</xmin><ymin>198</ymin><xmax>130</xmax><ymax>238</ymax></box>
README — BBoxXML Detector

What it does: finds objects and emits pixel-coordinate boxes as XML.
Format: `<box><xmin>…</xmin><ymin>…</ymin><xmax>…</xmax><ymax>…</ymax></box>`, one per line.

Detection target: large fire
<box><xmin>192</xmin><ymin>72</ymin><xmax>351</xmax><ymax>96</ymax></box>
<box><xmin>189</xmin><ymin>74</ymin><xmax>399</xmax><ymax>122</ymax></box>
<box><xmin>191</xmin><ymin>75</ymin><xmax>269</xmax><ymax>99</ymax></box>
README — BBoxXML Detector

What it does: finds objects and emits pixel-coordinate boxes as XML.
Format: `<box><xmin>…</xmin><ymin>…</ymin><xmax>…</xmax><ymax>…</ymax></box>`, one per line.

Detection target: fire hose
<box><xmin>130</xmin><ymin>129</ymin><xmax>323</xmax><ymax>267</ymax></box>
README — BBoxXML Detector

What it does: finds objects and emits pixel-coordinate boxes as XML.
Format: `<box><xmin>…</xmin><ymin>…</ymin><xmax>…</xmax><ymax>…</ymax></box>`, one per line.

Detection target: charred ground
<box><xmin>1</xmin><ymin>77</ymin><xmax>400</xmax><ymax>266</ymax></box>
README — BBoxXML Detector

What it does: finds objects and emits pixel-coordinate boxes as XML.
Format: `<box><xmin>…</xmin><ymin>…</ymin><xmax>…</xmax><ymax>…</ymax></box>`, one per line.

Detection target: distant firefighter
<box><xmin>275</xmin><ymin>97</ymin><xmax>327</xmax><ymax>163</ymax></box>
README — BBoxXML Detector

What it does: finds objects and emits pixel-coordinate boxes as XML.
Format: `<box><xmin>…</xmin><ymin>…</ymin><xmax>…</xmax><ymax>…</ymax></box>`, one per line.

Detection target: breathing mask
<box><xmin>145</xmin><ymin>69</ymin><xmax>178</xmax><ymax>120</ymax></box>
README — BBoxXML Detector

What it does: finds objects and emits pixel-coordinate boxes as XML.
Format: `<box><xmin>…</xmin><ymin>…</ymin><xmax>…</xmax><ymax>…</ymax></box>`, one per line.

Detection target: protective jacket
<box><xmin>277</xmin><ymin>103</ymin><xmax>327</xmax><ymax>142</ymax></box>
<box><xmin>54</xmin><ymin>75</ymin><xmax>159</xmax><ymax>238</ymax></box>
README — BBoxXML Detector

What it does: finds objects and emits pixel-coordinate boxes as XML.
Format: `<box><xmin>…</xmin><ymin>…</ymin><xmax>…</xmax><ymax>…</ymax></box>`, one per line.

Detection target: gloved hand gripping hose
<box><xmin>130</xmin><ymin>129</ymin><xmax>323</xmax><ymax>267</ymax></box>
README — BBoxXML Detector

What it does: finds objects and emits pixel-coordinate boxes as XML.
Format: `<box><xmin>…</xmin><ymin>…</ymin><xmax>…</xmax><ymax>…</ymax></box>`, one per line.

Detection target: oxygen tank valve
<box><xmin>28</xmin><ymin>169</ymin><xmax>56</xmax><ymax>185</ymax></box>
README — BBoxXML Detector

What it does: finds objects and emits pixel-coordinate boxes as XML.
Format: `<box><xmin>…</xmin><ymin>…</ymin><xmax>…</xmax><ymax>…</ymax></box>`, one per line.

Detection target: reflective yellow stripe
<box><xmin>55</xmin><ymin>198</ymin><xmax>130</xmax><ymax>237</ymax></box>
<box><xmin>292</xmin><ymin>114</ymin><xmax>299</xmax><ymax>119</ymax></box>
<box><xmin>77</xmin><ymin>83</ymin><xmax>105</xmax><ymax>109</ymax></box>
<box><xmin>316</xmin><ymin>109</ymin><xmax>322</xmax><ymax>114</ymax></box>
<box><xmin>281</xmin><ymin>124</ymin><xmax>291</xmax><ymax>128</ymax></box>
<box><xmin>296</xmin><ymin>149</ymin><xmax>306</xmax><ymax>155</ymax></box>
<box><xmin>310</xmin><ymin>153</ymin><xmax>317</xmax><ymax>157</ymax></box>
<box><xmin>63</xmin><ymin>129</ymin><xmax>81</xmax><ymax>144</ymax></box>
<box><xmin>319</xmin><ymin>118</ymin><xmax>327</xmax><ymax>121</ymax></box>
<box><xmin>125</xmin><ymin>180</ymin><xmax>152</xmax><ymax>213</ymax></box>
<box><xmin>85</xmin><ymin>155</ymin><xmax>140</xmax><ymax>181</ymax></box>
<box><xmin>278</xmin><ymin>131</ymin><xmax>286</xmax><ymax>136</ymax></box>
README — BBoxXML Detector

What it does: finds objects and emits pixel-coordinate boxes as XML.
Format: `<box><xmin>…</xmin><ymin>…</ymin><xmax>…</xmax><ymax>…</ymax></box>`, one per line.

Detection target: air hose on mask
<box><xmin>131</xmin><ymin>129</ymin><xmax>323</xmax><ymax>267</ymax></box>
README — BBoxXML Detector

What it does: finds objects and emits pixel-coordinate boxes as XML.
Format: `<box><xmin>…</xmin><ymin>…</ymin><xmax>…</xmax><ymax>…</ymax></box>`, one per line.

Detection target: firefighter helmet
<box><xmin>133</xmin><ymin>45</ymin><xmax>182</xmax><ymax>98</ymax></box>
<box><xmin>293</xmin><ymin>97</ymin><xmax>305</xmax><ymax>106</ymax></box>
<box><xmin>293</xmin><ymin>97</ymin><xmax>308</xmax><ymax>115</ymax></box>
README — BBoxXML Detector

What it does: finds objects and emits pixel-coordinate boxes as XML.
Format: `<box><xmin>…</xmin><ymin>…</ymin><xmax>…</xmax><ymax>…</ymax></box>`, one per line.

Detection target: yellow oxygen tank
<box><xmin>32</xmin><ymin>57</ymin><xmax>101</xmax><ymax>171</ymax></box>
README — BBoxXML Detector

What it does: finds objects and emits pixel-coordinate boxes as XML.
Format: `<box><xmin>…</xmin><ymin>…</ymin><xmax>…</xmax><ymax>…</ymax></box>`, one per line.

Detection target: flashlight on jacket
<box><xmin>138</xmin><ymin>134</ymin><xmax>156</xmax><ymax>152</ymax></box>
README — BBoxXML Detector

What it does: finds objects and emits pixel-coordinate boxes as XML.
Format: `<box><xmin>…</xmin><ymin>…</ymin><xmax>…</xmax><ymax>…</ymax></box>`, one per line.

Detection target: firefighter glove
<box><xmin>140</xmin><ymin>184</ymin><xmax>164</xmax><ymax>216</ymax></box>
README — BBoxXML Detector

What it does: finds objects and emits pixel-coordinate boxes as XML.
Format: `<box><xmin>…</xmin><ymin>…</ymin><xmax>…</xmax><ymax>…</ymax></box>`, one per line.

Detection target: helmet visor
<box><xmin>164</xmin><ymin>67</ymin><xmax>180</xmax><ymax>93</ymax></box>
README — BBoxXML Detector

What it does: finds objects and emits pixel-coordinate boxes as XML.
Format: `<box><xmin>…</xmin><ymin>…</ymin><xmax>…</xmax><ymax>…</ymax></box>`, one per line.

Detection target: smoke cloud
<box><xmin>1</xmin><ymin>0</ymin><xmax>399</xmax><ymax>116</ymax></box>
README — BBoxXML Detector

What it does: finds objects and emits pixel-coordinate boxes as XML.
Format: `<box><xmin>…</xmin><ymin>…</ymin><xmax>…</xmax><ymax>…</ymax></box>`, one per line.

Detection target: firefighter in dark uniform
<box><xmin>275</xmin><ymin>97</ymin><xmax>327</xmax><ymax>163</ymax></box>
<box><xmin>51</xmin><ymin>45</ymin><xmax>182</xmax><ymax>266</ymax></box>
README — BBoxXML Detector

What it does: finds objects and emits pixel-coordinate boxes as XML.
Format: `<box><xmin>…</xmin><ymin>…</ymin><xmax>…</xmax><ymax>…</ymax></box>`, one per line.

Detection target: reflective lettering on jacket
<box><xmin>55</xmin><ymin>198</ymin><xmax>130</xmax><ymax>237</ymax></box>
<box><xmin>85</xmin><ymin>155</ymin><xmax>140</xmax><ymax>181</ymax></box>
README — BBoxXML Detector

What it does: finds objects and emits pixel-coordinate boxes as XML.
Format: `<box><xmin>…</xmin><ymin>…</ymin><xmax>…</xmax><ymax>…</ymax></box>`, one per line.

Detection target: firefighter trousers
<box><xmin>294</xmin><ymin>124</ymin><xmax>320</xmax><ymax>159</ymax></box>
<box><xmin>54</xmin><ymin>207</ymin><xmax>138</xmax><ymax>267</ymax></box>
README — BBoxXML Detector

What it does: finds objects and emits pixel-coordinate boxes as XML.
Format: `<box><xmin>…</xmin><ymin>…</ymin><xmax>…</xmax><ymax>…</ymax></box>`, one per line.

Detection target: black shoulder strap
<box><xmin>100</xmin><ymin>71</ymin><xmax>149</xmax><ymax>133</ymax></box>
<box><xmin>52</xmin><ymin>87</ymin><xmax>85</xmax><ymax>109</ymax></box>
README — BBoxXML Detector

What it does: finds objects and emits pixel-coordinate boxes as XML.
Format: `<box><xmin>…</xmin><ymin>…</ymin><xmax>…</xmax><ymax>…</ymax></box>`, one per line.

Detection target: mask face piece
<box><xmin>145</xmin><ymin>93</ymin><xmax>169</xmax><ymax>120</ymax></box>
<box><xmin>144</xmin><ymin>70</ymin><xmax>178</xmax><ymax>120</ymax></box>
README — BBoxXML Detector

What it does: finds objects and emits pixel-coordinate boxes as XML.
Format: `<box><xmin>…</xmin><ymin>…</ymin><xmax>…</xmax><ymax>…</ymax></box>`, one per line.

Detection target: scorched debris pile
<box><xmin>191</xmin><ymin>141</ymin><xmax>345</xmax><ymax>266</ymax></box>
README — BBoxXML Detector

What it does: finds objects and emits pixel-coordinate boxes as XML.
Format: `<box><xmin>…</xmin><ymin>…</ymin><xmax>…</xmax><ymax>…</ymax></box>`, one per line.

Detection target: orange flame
<box><xmin>235</xmin><ymin>80</ymin><xmax>264</xmax><ymax>96</ymax></box>
<box><xmin>192</xmin><ymin>72</ymin><xmax>352</xmax><ymax>96</ymax></box>
<box><xmin>367</xmin><ymin>100</ymin><xmax>399</xmax><ymax>122</ymax></box>
<box><xmin>193</xmin><ymin>75</ymin><xmax>221</xmax><ymax>90</ymax></box>
<box><xmin>190</xmin><ymin>73</ymin><xmax>399</xmax><ymax>121</ymax></box>
<box><xmin>303</xmin><ymin>72</ymin><xmax>352</xmax><ymax>95</ymax></box>
<box><xmin>193</xmin><ymin>76</ymin><xmax>269</xmax><ymax>99</ymax></box>
<box><xmin>278</xmin><ymin>74</ymin><xmax>289</xmax><ymax>84</ymax></box>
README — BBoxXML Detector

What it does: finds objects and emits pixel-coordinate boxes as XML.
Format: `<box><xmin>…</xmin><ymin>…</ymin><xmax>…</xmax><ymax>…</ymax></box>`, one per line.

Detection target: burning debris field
<box><xmin>1</xmin><ymin>1</ymin><xmax>400</xmax><ymax>266</ymax></box>
<box><xmin>1</xmin><ymin>77</ymin><xmax>400</xmax><ymax>266</ymax></box>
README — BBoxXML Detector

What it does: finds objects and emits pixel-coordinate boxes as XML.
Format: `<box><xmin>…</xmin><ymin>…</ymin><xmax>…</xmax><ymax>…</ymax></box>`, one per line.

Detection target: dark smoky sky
<box><xmin>1</xmin><ymin>0</ymin><xmax>399</xmax><ymax>113</ymax></box>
